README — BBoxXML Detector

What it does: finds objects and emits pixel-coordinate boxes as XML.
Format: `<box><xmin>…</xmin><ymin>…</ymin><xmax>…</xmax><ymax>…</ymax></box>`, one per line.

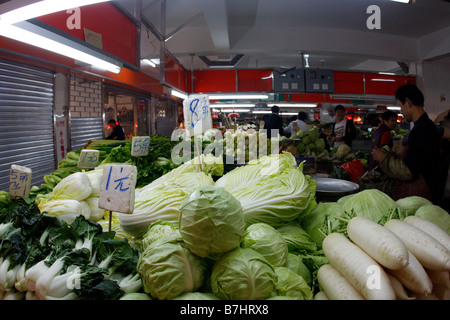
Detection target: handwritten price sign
<box><xmin>131</xmin><ymin>136</ymin><xmax>150</xmax><ymax>157</ymax></box>
<box><xmin>9</xmin><ymin>165</ymin><xmax>32</xmax><ymax>198</ymax></box>
<box><xmin>98</xmin><ymin>164</ymin><xmax>137</xmax><ymax>214</ymax></box>
<box><xmin>77</xmin><ymin>149</ymin><xmax>100</xmax><ymax>169</ymax></box>
<box><xmin>183</xmin><ymin>94</ymin><xmax>212</xmax><ymax>137</ymax></box>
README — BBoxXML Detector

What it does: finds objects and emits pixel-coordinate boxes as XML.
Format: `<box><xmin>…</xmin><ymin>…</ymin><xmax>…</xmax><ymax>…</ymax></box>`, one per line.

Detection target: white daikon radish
<box><xmin>387</xmin><ymin>273</ymin><xmax>415</xmax><ymax>300</ymax></box>
<box><xmin>387</xmin><ymin>251</ymin><xmax>433</xmax><ymax>295</ymax></box>
<box><xmin>347</xmin><ymin>216</ymin><xmax>409</xmax><ymax>270</ymax></box>
<box><xmin>427</xmin><ymin>269</ymin><xmax>450</xmax><ymax>300</ymax></box>
<box><xmin>404</xmin><ymin>215</ymin><xmax>450</xmax><ymax>251</ymax></box>
<box><xmin>317</xmin><ymin>264</ymin><xmax>365</xmax><ymax>300</ymax></box>
<box><xmin>313</xmin><ymin>291</ymin><xmax>330</xmax><ymax>300</ymax></box>
<box><xmin>384</xmin><ymin>219</ymin><xmax>450</xmax><ymax>271</ymax></box>
<box><xmin>322</xmin><ymin>232</ymin><xmax>395</xmax><ymax>300</ymax></box>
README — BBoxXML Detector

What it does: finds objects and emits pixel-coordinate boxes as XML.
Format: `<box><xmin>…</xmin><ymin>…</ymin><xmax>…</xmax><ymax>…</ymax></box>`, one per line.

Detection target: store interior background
<box><xmin>0</xmin><ymin>0</ymin><xmax>449</xmax><ymax>189</ymax></box>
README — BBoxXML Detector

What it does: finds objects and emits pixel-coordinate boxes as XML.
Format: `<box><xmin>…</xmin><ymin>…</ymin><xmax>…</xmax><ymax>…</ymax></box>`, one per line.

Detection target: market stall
<box><xmin>1</xmin><ymin>135</ymin><xmax>449</xmax><ymax>301</ymax></box>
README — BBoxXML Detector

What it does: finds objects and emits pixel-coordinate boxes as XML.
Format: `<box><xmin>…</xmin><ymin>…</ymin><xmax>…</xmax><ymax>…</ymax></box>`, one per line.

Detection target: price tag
<box><xmin>131</xmin><ymin>136</ymin><xmax>150</xmax><ymax>157</ymax></box>
<box><xmin>98</xmin><ymin>164</ymin><xmax>137</xmax><ymax>214</ymax></box>
<box><xmin>9</xmin><ymin>164</ymin><xmax>32</xmax><ymax>198</ymax></box>
<box><xmin>77</xmin><ymin>149</ymin><xmax>100</xmax><ymax>169</ymax></box>
<box><xmin>183</xmin><ymin>94</ymin><xmax>212</xmax><ymax>138</ymax></box>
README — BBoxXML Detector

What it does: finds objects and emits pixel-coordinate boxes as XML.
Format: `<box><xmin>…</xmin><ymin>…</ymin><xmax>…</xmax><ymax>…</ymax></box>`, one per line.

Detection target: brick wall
<box><xmin>69</xmin><ymin>76</ymin><xmax>102</xmax><ymax>117</ymax></box>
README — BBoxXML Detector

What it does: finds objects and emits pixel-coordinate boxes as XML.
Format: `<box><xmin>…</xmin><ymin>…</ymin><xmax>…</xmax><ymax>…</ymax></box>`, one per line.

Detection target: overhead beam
<box><xmin>199</xmin><ymin>0</ymin><xmax>230</xmax><ymax>52</ymax></box>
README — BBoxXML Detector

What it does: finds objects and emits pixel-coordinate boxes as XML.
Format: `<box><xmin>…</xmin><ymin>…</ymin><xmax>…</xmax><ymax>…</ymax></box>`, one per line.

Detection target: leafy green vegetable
<box><xmin>415</xmin><ymin>204</ymin><xmax>450</xmax><ymax>234</ymax></box>
<box><xmin>51</xmin><ymin>172</ymin><xmax>92</xmax><ymax>201</ymax></box>
<box><xmin>284</xmin><ymin>253</ymin><xmax>312</xmax><ymax>285</ymax></box>
<box><xmin>337</xmin><ymin>189</ymin><xmax>400</xmax><ymax>225</ymax></box>
<box><xmin>141</xmin><ymin>220</ymin><xmax>181</xmax><ymax>251</ymax></box>
<box><xmin>396</xmin><ymin>196</ymin><xmax>433</xmax><ymax>217</ymax></box>
<box><xmin>215</xmin><ymin>153</ymin><xmax>316</xmax><ymax>227</ymax></box>
<box><xmin>274</xmin><ymin>267</ymin><xmax>313</xmax><ymax>300</ymax></box>
<box><xmin>301</xmin><ymin>202</ymin><xmax>347</xmax><ymax>248</ymax></box>
<box><xmin>276</xmin><ymin>223</ymin><xmax>317</xmax><ymax>253</ymax></box>
<box><xmin>137</xmin><ymin>237</ymin><xmax>206</xmax><ymax>300</ymax></box>
<box><xmin>179</xmin><ymin>186</ymin><xmax>245</xmax><ymax>258</ymax></box>
<box><xmin>241</xmin><ymin>223</ymin><xmax>288</xmax><ymax>267</ymax></box>
<box><xmin>210</xmin><ymin>247</ymin><xmax>276</xmax><ymax>300</ymax></box>
<box><xmin>173</xmin><ymin>292</ymin><xmax>219</xmax><ymax>300</ymax></box>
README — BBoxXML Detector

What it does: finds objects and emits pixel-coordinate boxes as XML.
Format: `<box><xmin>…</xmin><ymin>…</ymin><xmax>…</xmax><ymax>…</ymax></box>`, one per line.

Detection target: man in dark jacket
<box><xmin>263</xmin><ymin>105</ymin><xmax>284</xmax><ymax>139</ymax></box>
<box><xmin>106</xmin><ymin>119</ymin><xmax>125</xmax><ymax>140</ymax></box>
<box><xmin>372</xmin><ymin>84</ymin><xmax>445</xmax><ymax>204</ymax></box>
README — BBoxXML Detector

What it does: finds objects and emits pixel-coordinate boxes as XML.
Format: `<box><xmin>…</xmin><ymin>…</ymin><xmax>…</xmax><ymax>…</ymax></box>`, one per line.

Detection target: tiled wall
<box><xmin>69</xmin><ymin>76</ymin><xmax>103</xmax><ymax>117</ymax></box>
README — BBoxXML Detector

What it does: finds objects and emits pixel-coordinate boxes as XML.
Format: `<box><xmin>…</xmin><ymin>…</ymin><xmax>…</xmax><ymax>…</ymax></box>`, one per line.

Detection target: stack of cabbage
<box><xmin>135</xmin><ymin>152</ymin><xmax>318</xmax><ymax>300</ymax></box>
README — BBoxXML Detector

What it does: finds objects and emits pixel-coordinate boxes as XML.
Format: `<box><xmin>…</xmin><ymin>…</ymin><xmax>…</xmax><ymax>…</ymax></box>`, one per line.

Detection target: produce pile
<box><xmin>1</xmin><ymin>134</ymin><xmax>449</xmax><ymax>300</ymax></box>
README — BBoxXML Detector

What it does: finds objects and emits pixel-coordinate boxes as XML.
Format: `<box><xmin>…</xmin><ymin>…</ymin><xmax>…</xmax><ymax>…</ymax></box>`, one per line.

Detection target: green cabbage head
<box><xmin>274</xmin><ymin>267</ymin><xmax>313</xmax><ymax>300</ymax></box>
<box><xmin>179</xmin><ymin>186</ymin><xmax>245</xmax><ymax>258</ymax></box>
<box><xmin>211</xmin><ymin>247</ymin><xmax>276</xmax><ymax>300</ymax></box>
<box><xmin>415</xmin><ymin>204</ymin><xmax>450</xmax><ymax>234</ymax></box>
<box><xmin>396</xmin><ymin>196</ymin><xmax>433</xmax><ymax>217</ymax></box>
<box><xmin>137</xmin><ymin>238</ymin><xmax>206</xmax><ymax>300</ymax></box>
<box><xmin>241</xmin><ymin>223</ymin><xmax>288</xmax><ymax>267</ymax></box>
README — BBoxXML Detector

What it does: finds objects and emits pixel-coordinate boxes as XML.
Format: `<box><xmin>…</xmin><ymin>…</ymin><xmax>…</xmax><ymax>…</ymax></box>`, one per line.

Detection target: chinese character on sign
<box><xmin>183</xmin><ymin>94</ymin><xmax>212</xmax><ymax>138</ymax></box>
<box><xmin>77</xmin><ymin>149</ymin><xmax>100</xmax><ymax>169</ymax></box>
<box><xmin>131</xmin><ymin>136</ymin><xmax>150</xmax><ymax>157</ymax></box>
<box><xmin>98</xmin><ymin>164</ymin><xmax>137</xmax><ymax>214</ymax></box>
<box><xmin>9</xmin><ymin>164</ymin><xmax>32</xmax><ymax>198</ymax></box>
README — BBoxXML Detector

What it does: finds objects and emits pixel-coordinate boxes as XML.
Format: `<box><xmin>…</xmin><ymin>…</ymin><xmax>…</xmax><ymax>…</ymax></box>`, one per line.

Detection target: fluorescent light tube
<box><xmin>0</xmin><ymin>22</ymin><xmax>121</xmax><ymax>73</ymax></box>
<box><xmin>387</xmin><ymin>106</ymin><xmax>401</xmax><ymax>110</ymax></box>
<box><xmin>0</xmin><ymin>0</ymin><xmax>111</xmax><ymax>25</ymax></box>
<box><xmin>209</xmin><ymin>94</ymin><xmax>269</xmax><ymax>100</ymax></box>
<box><xmin>268</xmin><ymin>103</ymin><xmax>317</xmax><ymax>108</ymax></box>
<box><xmin>389</xmin><ymin>0</ymin><xmax>410</xmax><ymax>3</ymax></box>
<box><xmin>252</xmin><ymin>110</ymin><xmax>272</xmax><ymax>114</ymax></box>
<box><xmin>142</xmin><ymin>59</ymin><xmax>156</xmax><ymax>67</ymax></box>
<box><xmin>371</xmin><ymin>79</ymin><xmax>396</xmax><ymax>82</ymax></box>
<box><xmin>221</xmin><ymin>109</ymin><xmax>250</xmax><ymax>113</ymax></box>
<box><xmin>171</xmin><ymin>89</ymin><xmax>188</xmax><ymax>100</ymax></box>
<box><xmin>212</xmin><ymin>104</ymin><xmax>255</xmax><ymax>108</ymax></box>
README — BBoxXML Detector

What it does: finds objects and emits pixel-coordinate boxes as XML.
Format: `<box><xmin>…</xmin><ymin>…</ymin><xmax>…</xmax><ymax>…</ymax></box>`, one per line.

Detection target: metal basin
<box><xmin>312</xmin><ymin>177</ymin><xmax>360</xmax><ymax>202</ymax></box>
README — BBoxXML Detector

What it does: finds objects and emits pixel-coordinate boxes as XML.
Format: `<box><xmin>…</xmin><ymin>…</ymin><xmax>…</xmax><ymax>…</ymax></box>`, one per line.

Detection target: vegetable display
<box><xmin>1</xmin><ymin>134</ymin><xmax>449</xmax><ymax>301</ymax></box>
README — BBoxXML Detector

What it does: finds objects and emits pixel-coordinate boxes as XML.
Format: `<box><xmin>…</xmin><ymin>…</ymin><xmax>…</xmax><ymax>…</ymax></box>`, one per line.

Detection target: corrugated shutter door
<box><xmin>70</xmin><ymin>117</ymin><xmax>104</xmax><ymax>150</ymax></box>
<box><xmin>0</xmin><ymin>60</ymin><xmax>55</xmax><ymax>191</ymax></box>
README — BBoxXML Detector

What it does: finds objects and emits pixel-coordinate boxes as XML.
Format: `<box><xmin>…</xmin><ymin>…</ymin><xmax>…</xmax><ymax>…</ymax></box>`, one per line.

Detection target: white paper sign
<box><xmin>9</xmin><ymin>164</ymin><xmax>32</xmax><ymax>198</ymax></box>
<box><xmin>131</xmin><ymin>136</ymin><xmax>150</xmax><ymax>157</ymax></box>
<box><xmin>98</xmin><ymin>164</ymin><xmax>137</xmax><ymax>214</ymax></box>
<box><xmin>77</xmin><ymin>149</ymin><xmax>100</xmax><ymax>169</ymax></box>
<box><xmin>183</xmin><ymin>94</ymin><xmax>212</xmax><ymax>137</ymax></box>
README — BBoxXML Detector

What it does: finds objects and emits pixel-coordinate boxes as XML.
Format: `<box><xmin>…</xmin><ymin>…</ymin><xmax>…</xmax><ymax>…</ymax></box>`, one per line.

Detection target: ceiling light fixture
<box><xmin>220</xmin><ymin>109</ymin><xmax>251</xmax><ymax>113</ymax></box>
<box><xmin>209</xmin><ymin>94</ymin><xmax>269</xmax><ymax>100</ymax></box>
<box><xmin>0</xmin><ymin>0</ymin><xmax>110</xmax><ymax>25</ymax></box>
<box><xmin>142</xmin><ymin>59</ymin><xmax>156</xmax><ymax>67</ymax></box>
<box><xmin>268</xmin><ymin>103</ymin><xmax>317</xmax><ymax>108</ymax></box>
<box><xmin>171</xmin><ymin>89</ymin><xmax>188</xmax><ymax>100</ymax></box>
<box><xmin>211</xmin><ymin>104</ymin><xmax>255</xmax><ymax>108</ymax></box>
<box><xmin>371</xmin><ymin>78</ymin><xmax>396</xmax><ymax>82</ymax></box>
<box><xmin>0</xmin><ymin>21</ymin><xmax>122</xmax><ymax>73</ymax></box>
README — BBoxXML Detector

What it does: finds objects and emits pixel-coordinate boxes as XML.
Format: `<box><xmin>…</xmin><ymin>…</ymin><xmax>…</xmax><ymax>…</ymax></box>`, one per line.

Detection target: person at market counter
<box><xmin>328</xmin><ymin>105</ymin><xmax>357</xmax><ymax>148</ymax></box>
<box><xmin>284</xmin><ymin>111</ymin><xmax>308</xmax><ymax>137</ymax></box>
<box><xmin>371</xmin><ymin>84</ymin><xmax>447</xmax><ymax>205</ymax></box>
<box><xmin>263</xmin><ymin>105</ymin><xmax>284</xmax><ymax>139</ymax></box>
<box><xmin>106</xmin><ymin>119</ymin><xmax>125</xmax><ymax>140</ymax></box>
<box><xmin>368</xmin><ymin>110</ymin><xmax>398</xmax><ymax>170</ymax></box>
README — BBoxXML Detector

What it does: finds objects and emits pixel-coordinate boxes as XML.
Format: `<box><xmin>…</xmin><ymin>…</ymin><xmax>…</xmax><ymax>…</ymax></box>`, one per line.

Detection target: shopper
<box><xmin>263</xmin><ymin>105</ymin><xmax>284</xmax><ymax>139</ymax></box>
<box><xmin>284</xmin><ymin>111</ymin><xmax>308</xmax><ymax>137</ymax></box>
<box><xmin>106</xmin><ymin>119</ymin><xmax>125</xmax><ymax>140</ymax></box>
<box><xmin>328</xmin><ymin>105</ymin><xmax>357</xmax><ymax>148</ymax></box>
<box><xmin>368</xmin><ymin>110</ymin><xmax>398</xmax><ymax>170</ymax></box>
<box><xmin>371</xmin><ymin>84</ymin><xmax>446</xmax><ymax>204</ymax></box>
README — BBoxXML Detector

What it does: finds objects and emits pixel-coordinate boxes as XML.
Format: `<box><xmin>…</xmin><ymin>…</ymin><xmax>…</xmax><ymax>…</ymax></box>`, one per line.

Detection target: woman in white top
<box><xmin>285</xmin><ymin>111</ymin><xmax>308</xmax><ymax>137</ymax></box>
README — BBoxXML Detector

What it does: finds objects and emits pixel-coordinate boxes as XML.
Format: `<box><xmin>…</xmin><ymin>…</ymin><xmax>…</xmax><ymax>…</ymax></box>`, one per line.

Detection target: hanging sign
<box><xmin>183</xmin><ymin>94</ymin><xmax>212</xmax><ymax>138</ymax></box>
<box><xmin>77</xmin><ymin>149</ymin><xmax>100</xmax><ymax>169</ymax></box>
<box><xmin>9</xmin><ymin>165</ymin><xmax>32</xmax><ymax>198</ymax></box>
<box><xmin>131</xmin><ymin>136</ymin><xmax>150</xmax><ymax>157</ymax></box>
<box><xmin>98</xmin><ymin>164</ymin><xmax>137</xmax><ymax>214</ymax></box>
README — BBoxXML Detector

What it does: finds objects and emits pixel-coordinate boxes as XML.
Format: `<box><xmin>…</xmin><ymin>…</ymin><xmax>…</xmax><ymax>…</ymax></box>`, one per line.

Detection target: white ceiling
<box><xmin>116</xmin><ymin>0</ymin><xmax>450</xmax><ymax>76</ymax></box>
<box><xmin>1</xmin><ymin>0</ymin><xmax>449</xmax><ymax>77</ymax></box>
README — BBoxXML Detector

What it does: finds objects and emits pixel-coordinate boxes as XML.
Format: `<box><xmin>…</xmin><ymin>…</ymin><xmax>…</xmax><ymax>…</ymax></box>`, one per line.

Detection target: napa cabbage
<box><xmin>51</xmin><ymin>172</ymin><xmax>92</xmax><ymax>201</ymax></box>
<box><xmin>215</xmin><ymin>153</ymin><xmax>316</xmax><ymax>227</ymax></box>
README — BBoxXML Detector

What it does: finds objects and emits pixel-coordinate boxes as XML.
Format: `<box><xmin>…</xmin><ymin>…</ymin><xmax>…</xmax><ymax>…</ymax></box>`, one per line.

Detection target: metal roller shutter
<box><xmin>0</xmin><ymin>60</ymin><xmax>55</xmax><ymax>191</ymax></box>
<box><xmin>70</xmin><ymin>117</ymin><xmax>104</xmax><ymax>151</ymax></box>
